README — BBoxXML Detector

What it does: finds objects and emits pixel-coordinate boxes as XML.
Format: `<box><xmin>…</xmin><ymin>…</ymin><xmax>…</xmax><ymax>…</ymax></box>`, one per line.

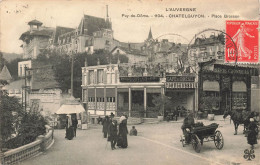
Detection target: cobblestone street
<box><xmin>20</xmin><ymin>116</ymin><xmax>259</xmax><ymax>165</ymax></box>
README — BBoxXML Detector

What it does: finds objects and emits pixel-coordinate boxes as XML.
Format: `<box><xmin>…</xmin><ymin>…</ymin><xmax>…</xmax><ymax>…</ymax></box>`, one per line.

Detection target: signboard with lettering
<box><xmin>213</xmin><ymin>64</ymin><xmax>258</xmax><ymax>76</ymax></box>
<box><xmin>166</xmin><ymin>76</ymin><xmax>195</xmax><ymax>82</ymax></box>
<box><xmin>165</xmin><ymin>82</ymin><xmax>197</xmax><ymax>88</ymax></box>
<box><xmin>119</xmin><ymin>76</ymin><xmax>160</xmax><ymax>82</ymax></box>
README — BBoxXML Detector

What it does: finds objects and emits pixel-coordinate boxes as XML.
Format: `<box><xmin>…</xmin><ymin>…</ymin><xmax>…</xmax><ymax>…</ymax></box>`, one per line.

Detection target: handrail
<box><xmin>2</xmin><ymin>125</ymin><xmax>54</xmax><ymax>165</ymax></box>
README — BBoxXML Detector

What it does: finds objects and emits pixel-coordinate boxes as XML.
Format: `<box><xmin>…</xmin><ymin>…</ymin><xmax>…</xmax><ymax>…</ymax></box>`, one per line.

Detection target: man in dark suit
<box><xmin>108</xmin><ymin>120</ymin><xmax>118</xmax><ymax>150</ymax></box>
<box><xmin>72</xmin><ymin>116</ymin><xmax>78</xmax><ymax>137</ymax></box>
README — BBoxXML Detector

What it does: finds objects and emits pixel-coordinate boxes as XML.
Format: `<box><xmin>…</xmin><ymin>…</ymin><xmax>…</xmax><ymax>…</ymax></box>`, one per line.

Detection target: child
<box><xmin>130</xmin><ymin>126</ymin><xmax>137</xmax><ymax>136</ymax></box>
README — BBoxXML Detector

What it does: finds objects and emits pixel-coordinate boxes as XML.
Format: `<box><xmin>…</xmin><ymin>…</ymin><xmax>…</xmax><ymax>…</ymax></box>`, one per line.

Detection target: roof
<box><xmin>0</xmin><ymin>65</ymin><xmax>12</xmax><ymax>81</ymax></box>
<box><xmin>111</xmin><ymin>46</ymin><xmax>147</xmax><ymax>56</ymax></box>
<box><xmin>2</xmin><ymin>79</ymin><xmax>24</xmax><ymax>90</ymax></box>
<box><xmin>56</xmin><ymin>104</ymin><xmax>85</xmax><ymax>114</ymax></box>
<box><xmin>53</xmin><ymin>26</ymin><xmax>75</xmax><ymax>44</ymax></box>
<box><xmin>147</xmin><ymin>27</ymin><xmax>153</xmax><ymax>40</ymax></box>
<box><xmin>78</xmin><ymin>14</ymin><xmax>111</xmax><ymax>36</ymax></box>
<box><xmin>58</xmin><ymin>31</ymin><xmax>75</xmax><ymax>45</ymax></box>
<box><xmin>28</xmin><ymin>19</ymin><xmax>43</xmax><ymax>26</ymax></box>
<box><xmin>19</xmin><ymin>28</ymin><xmax>55</xmax><ymax>40</ymax></box>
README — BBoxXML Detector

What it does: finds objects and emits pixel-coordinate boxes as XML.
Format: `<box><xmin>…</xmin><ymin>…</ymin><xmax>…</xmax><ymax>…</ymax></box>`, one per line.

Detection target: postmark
<box><xmin>187</xmin><ymin>28</ymin><xmax>238</xmax><ymax>74</ymax></box>
<box><xmin>226</xmin><ymin>20</ymin><xmax>259</xmax><ymax>63</ymax></box>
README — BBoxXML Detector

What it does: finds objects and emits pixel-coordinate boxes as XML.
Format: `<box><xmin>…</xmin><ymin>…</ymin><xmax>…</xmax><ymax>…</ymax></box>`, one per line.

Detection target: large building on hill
<box><xmin>20</xmin><ymin>8</ymin><xmax>120</xmax><ymax>59</ymax></box>
<box><xmin>20</xmin><ymin>20</ymin><xmax>55</xmax><ymax>59</ymax></box>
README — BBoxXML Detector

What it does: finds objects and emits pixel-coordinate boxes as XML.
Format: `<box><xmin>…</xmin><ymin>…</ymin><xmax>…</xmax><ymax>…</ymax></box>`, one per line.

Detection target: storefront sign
<box><xmin>213</xmin><ymin>64</ymin><xmax>257</xmax><ymax>76</ymax></box>
<box><xmin>166</xmin><ymin>76</ymin><xmax>195</xmax><ymax>82</ymax></box>
<box><xmin>119</xmin><ymin>76</ymin><xmax>160</xmax><ymax>82</ymax></box>
<box><xmin>165</xmin><ymin>82</ymin><xmax>197</xmax><ymax>88</ymax></box>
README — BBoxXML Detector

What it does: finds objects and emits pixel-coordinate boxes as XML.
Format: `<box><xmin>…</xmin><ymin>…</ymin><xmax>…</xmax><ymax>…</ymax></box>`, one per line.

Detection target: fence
<box><xmin>1</xmin><ymin>125</ymin><xmax>54</xmax><ymax>165</ymax></box>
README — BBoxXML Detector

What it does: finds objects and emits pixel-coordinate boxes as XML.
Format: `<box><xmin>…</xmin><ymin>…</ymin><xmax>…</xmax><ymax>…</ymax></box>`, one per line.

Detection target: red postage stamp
<box><xmin>226</xmin><ymin>20</ymin><xmax>259</xmax><ymax>63</ymax></box>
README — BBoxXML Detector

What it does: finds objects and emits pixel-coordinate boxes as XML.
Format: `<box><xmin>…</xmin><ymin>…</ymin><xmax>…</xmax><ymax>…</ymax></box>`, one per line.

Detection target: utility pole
<box><xmin>24</xmin><ymin>66</ymin><xmax>27</xmax><ymax>111</ymax></box>
<box><xmin>71</xmin><ymin>54</ymin><xmax>74</xmax><ymax>97</ymax></box>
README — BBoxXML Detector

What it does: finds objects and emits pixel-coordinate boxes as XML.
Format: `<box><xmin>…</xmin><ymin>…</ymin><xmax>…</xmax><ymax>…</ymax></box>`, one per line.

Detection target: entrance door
<box><xmin>221</xmin><ymin>90</ymin><xmax>231</xmax><ymax>114</ymax></box>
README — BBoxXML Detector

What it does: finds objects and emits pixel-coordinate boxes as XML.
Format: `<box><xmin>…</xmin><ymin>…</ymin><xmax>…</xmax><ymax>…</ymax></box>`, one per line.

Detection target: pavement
<box><xmin>20</xmin><ymin>115</ymin><xmax>259</xmax><ymax>165</ymax></box>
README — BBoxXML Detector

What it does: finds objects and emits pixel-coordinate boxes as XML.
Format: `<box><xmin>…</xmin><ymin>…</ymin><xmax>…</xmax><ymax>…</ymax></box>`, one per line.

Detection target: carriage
<box><xmin>180</xmin><ymin>123</ymin><xmax>224</xmax><ymax>153</ymax></box>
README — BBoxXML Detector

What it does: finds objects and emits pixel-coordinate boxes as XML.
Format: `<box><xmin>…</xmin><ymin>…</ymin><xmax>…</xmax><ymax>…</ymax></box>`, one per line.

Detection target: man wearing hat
<box><xmin>108</xmin><ymin>120</ymin><xmax>118</xmax><ymax>150</ymax></box>
<box><xmin>181</xmin><ymin>110</ymin><xmax>195</xmax><ymax>143</ymax></box>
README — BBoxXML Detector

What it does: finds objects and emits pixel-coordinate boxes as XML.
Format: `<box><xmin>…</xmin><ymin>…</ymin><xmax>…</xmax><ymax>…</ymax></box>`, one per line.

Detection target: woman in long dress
<box><xmin>232</xmin><ymin>23</ymin><xmax>255</xmax><ymax>59</ymax></box>
<box><xmin>118</xmin><ymin>116</ymin><xmax>128</xmax><ymax>148</ymax></box>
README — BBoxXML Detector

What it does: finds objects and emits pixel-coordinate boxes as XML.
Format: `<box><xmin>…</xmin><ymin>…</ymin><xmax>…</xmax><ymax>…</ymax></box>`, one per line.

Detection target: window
<box><xmin>89</xmin><ymin>70</ymin><xmax>94</xmax><ymax>84</ymax></box>
<box><xmin>20</xmin><ymin>66</ymin><xmax>22</xmax><ymax>76</ymax></box>
<box><xmin>97</xmin><ymin>69</ymin><xmax>104</xmax><ymax>84</ymax></box>
<box><xmin>107</xmin><ymin>97</ymin><xmax>115</xmax><ymax>102</ymax></box>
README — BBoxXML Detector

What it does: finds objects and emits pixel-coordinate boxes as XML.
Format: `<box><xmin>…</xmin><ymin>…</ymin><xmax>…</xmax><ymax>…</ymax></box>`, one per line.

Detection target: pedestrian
<box><xmin>130</xmin><ymin>126</ymin><xmax>137</xmax><ymax>136</ymax></box>
<box><xmin>247</xmin><ymin>118</ymin><xmax>258</xmax><ymax>149</ymax></box>
<box><xmin>102</xmin><ymin>116</ymin><xmax>110</xmax><ymax>138</ymax></box>
<box><xmin>72</xmin><ymin>115</ymin><xmax>78</xmax><ymax>137</ymax></box>
<box><xmin>108</xmin><ymin>120</ymin><xmax>118</xmax><ymax>150</ymax></box>
<box><xmin>110</xmin><ymin>112</ymin><xmax>115</xmax><ymax>119</ymax></box>
<box><xmin>65</xmin><ymin>115</ymin><xmax>74</xmax><ymax>140</ymax></box>
<box><xmin>118</xmin><ymin>115</ymin><xmax>128</xmax><ymax>148</ymax></box>
<box><xmin>97</xmin><ymin>116</ymin><xmax>103</xmax><ymax>124</ymax></box>
<box><xmin>181</xmin><ymin>111</ymin><xmax>195</xmax><ymax>143</ymax></box>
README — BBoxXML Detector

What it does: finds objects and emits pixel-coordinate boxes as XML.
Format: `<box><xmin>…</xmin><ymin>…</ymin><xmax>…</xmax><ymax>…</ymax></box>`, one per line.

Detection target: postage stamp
<box><xmin>226</xmin><ymin>20</ymin><xmax>259</xmax><ymax>63</ymax></box>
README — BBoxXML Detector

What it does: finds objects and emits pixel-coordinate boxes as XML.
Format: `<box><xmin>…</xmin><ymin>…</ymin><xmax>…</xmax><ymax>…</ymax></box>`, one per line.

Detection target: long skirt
<box><xmin>247</xmin><ymin>131</ymin><xmax>257</xmax><ymax>145</ymax></box>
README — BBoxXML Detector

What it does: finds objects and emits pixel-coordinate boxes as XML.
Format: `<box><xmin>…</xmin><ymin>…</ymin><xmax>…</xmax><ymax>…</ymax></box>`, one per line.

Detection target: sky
<box><xmin>0</xmin><ymin>0</ymin><xmax>259</xmax><ymax>54</ymax></box>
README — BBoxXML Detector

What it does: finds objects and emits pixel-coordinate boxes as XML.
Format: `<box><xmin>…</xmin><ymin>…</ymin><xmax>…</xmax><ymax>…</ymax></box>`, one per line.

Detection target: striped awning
<box><xmin>203</xmin><ymin>80</ymin><xmax>220</xmax><ymax>91</ymax></box>
<box><xmin>165</xmin><ymin>82</ymin><xmax>197</xmax><ymax>89</ymax></box>
<box><xmin>232</xmin><ymin>81</ymin><xmax>246</xmax><ymax>92</ymax></box>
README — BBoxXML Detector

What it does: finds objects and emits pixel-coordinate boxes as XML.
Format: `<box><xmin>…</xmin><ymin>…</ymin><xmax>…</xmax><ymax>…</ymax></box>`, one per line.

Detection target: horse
<box><xmin>223</xmin><ymin>109</ymin><xmax>257</xmax><ymax>135</ymax></box>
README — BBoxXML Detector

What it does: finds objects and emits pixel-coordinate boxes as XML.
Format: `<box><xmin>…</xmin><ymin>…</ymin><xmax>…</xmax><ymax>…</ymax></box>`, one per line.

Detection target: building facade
<box><xmin>81</xmin><ymin>62</ymin><xmax>199</xmax><ymax>118</ymax></box>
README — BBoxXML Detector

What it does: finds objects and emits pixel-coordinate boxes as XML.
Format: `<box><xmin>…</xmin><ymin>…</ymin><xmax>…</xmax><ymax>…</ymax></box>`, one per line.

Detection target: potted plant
<box><xmin>202</xmin><ymin>96</ymin><xmax>221</xmax><ymax>121</ymax></box>
<box><xmin>152</xmin><ymin>95</ymin><xmax>172</xmax><ymax>121</ymax></box>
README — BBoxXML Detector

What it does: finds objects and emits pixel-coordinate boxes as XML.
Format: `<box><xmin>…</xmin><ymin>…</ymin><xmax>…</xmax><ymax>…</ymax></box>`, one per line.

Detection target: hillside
<box><xmin>2</xmin><ymin>52</ymin><xmax>23</xmax><ymax>62</ymax></box>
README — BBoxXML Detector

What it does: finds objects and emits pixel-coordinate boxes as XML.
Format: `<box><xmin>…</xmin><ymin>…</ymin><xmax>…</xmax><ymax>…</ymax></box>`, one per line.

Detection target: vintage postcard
<box><xmin>0</xmin><ymin>0</ymin><xmax>259</xmax><ymax>165</ymax></box>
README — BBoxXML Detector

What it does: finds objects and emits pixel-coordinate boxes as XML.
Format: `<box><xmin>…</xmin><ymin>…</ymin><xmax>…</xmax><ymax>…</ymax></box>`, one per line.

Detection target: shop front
<box><xmin>199</xmin><ymin>62</ymin><xmax>258</xmax><ymax>114</ymax></box>
<box><xmin>165</xmin><ymin>75</ymin><xmax>198</xmax><ymax>116</ymax></box>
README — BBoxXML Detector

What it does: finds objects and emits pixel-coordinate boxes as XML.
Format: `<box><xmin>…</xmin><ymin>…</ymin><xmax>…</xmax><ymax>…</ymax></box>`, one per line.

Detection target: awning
<box><xmin>232</xmin><ymin>81</ymin><xmax>246</xmax><ymax>92</ymax></box>
<box><xmin>88</xmin><ymin>88</ymin><xmax>95</xmax><ymax>97</ymax></box>
<box><xmin>203</xmin><ymin>80</ymin><xmax>220</xmax><ymax>91</ymax></box>
<box><xmin>96</xmin><ymin>88</ymin><xmax>104</xmax><ymax>97</ymax></box>
<box><xmin>106</xmin><ymin>88</ymin><xmax>115</xmax><ymax>97</ymax></box>
<box><xmin>56</xmin><ymin>104</ymin><xmax>85</xmax><ymax>114</ymax></box>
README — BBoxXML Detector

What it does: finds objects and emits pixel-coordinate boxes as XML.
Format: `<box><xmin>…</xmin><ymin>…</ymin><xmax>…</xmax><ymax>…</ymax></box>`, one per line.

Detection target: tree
<box><xmin>0</xmin><ymin>92</ymin><xmax>23</xmax><ymax>144</ymax></box>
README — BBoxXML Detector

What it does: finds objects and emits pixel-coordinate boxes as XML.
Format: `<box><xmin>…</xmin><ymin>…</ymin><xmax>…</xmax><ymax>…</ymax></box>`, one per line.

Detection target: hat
<box><xmin>250</xmin><ymin>118</ymin><xmax>254</xmax><ymax>122</ymax></box>
<box><xmin>119</xmin><ymin>116</ymin><xmax>126</xmax><ymax>123</ymax></box>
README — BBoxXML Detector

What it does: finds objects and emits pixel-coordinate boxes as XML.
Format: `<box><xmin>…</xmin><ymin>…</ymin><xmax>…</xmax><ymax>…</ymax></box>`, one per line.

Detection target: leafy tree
<box><xmin>0</xmin><ymin>92</ymin><xmax>23</xmax><ymax>144</ymax></box>
<box><xmin>17</xmin><ymin>109</ymin><xmax>47</xmax><ymax>145</ymax></box>
<box><xmin>35</xmin><ymin>49</ymin><xmax>128</xmax><ymax>99</ymax></box>
<box><xmin>0</xmin><ymin>52</ymin><xmax>7</xmax><ymax>70</ymax></box>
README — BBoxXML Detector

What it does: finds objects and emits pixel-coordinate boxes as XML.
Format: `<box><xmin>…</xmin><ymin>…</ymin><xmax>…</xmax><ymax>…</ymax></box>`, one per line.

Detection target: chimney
<box><xmin>84</xmin><ymin>57</ymin><xmax>88</xmax><ymax>67</ymax></box>
<box><xmin>128</xmin><ymin>43</ymin><xmax>131</xmax><ymax>51</ymax></box>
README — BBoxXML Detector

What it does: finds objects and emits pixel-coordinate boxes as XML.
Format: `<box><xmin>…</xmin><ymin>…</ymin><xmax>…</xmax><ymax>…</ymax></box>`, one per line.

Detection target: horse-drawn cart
<box><xmin>180</xmin><ymin>123</ymin><xmax>224</xmax><ymax>153</ymax></box>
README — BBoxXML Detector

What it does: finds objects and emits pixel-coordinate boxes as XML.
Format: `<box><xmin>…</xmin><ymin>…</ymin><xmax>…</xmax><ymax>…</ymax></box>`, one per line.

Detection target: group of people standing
<box><xmin>102</xmin><ymin>113</ymin><xmax>128</xmax><ymax>150</ymax></box>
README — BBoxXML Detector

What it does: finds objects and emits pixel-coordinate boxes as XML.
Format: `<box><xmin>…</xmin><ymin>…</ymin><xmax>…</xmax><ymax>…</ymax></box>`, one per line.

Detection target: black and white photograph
<box><xmin>0</xmin><ymin>0</ymin><xmax>259</xmax><ymax>164</ymax></box>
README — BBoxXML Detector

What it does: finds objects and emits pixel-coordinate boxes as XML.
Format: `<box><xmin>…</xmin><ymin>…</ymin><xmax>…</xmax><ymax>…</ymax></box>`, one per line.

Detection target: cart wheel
<box><xmin>180</xmin><ymin>135</ymin><xmax>185</xmax><ymax>147</ymax></box>
<box><xmin>191</xmin><ymin>134</ymin><xmax>201</xmax><ymax>153</ymax></box>
<box><xmin>214</xmin><ymin>130</ymin><xmax>224</xmax><ymax>149</ymax></box>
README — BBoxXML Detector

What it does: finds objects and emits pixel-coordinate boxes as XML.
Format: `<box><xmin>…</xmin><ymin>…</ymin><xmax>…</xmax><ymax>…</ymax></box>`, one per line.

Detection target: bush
<box><xmin>17</xmin><ymin>110</ymin><xmax>47</xmax><ymax>146</ymax></box>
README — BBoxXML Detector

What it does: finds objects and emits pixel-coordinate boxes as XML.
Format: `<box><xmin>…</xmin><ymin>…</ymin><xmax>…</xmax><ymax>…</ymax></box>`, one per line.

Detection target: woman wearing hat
<box><xmin>247</xmin><ymin>118</ymin><xmax>258</xmax><ymax>149</ymax></box>
<box><xmin>65</xmin><ymin>115</ymin><xmax>74</xmax><ymax>140</ymax></box>
<box><xmin>118</xmin><ymin>115</ymin><xmax>128</xmax><ymax>148</ymax></box>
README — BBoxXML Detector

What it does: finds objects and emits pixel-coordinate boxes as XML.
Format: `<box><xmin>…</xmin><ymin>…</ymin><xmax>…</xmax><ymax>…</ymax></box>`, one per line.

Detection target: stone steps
<box><xmin>142</xmin><ymin>118</ymin><xmax>159</xmax><ymax>124</ymax></box>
